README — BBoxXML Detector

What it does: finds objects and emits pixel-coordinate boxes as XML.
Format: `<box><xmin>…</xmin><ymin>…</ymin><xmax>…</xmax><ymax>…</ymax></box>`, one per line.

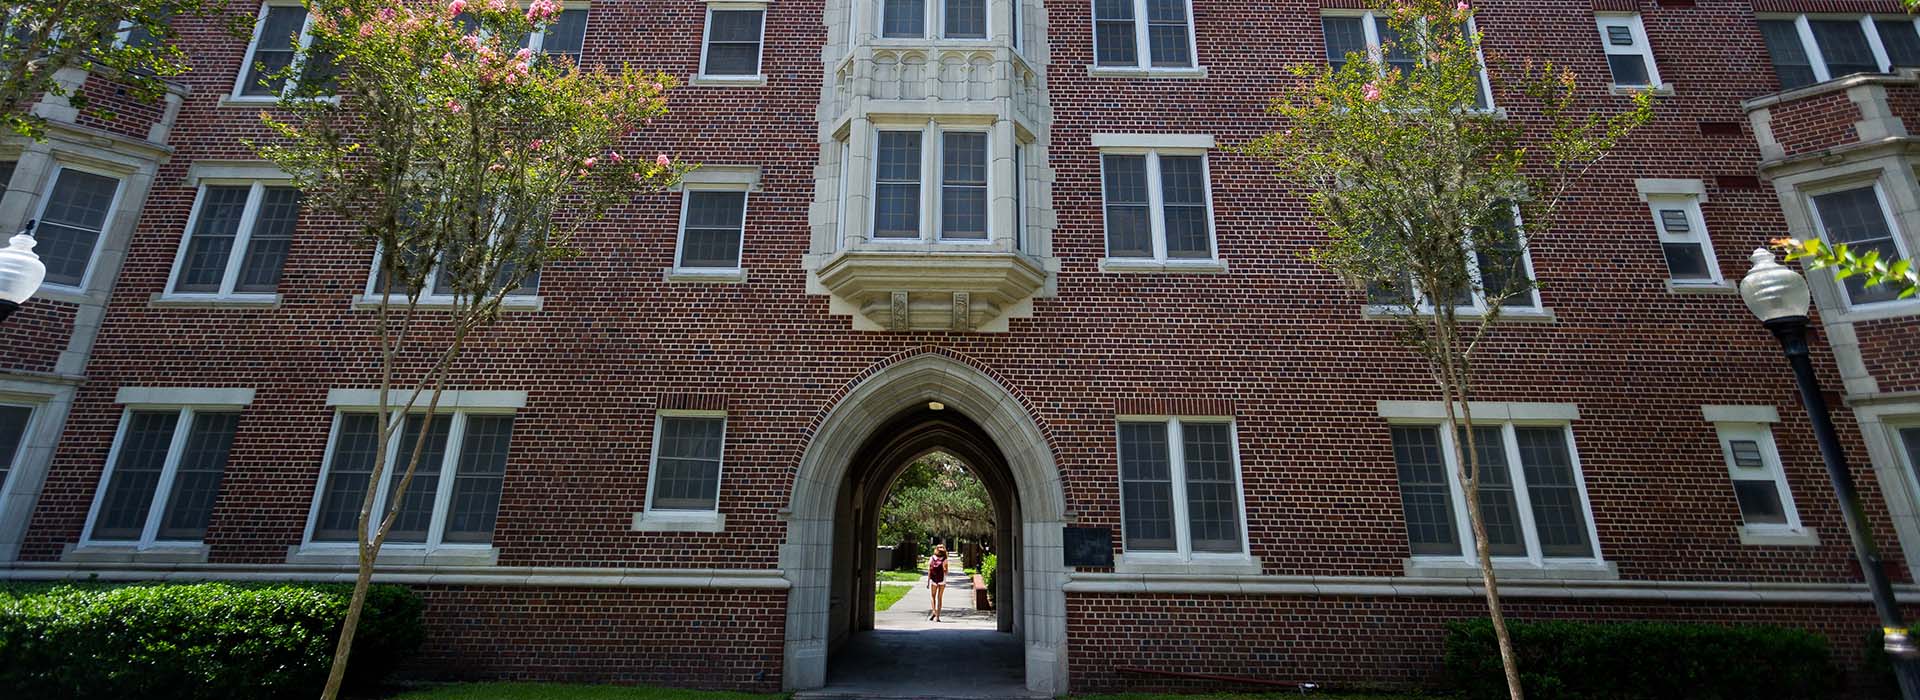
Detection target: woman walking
<box><xmin>926</xmin><ymin>544</ymin><xmax>949</xmax><ymax>622</ymax></box>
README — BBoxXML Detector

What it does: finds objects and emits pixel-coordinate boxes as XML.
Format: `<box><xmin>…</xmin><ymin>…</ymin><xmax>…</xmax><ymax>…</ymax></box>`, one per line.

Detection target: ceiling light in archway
<box><xmin>928</xmin><ymin>401</ymin><xmax>945</xmax><ymax>411</ymax></box>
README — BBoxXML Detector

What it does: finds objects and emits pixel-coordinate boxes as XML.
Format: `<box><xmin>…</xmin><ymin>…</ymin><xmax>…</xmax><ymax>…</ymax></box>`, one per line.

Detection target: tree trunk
<box><xmin>319</xmin><ymin>552</ymin><xmax>376</xmax><ymax>700</ymax></box>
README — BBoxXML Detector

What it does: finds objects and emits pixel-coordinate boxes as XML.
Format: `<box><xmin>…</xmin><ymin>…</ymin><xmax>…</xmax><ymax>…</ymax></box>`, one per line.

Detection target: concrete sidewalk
<box><xmin>804</xmin><ymin>572</ymin><xmax>1032</xmax><ymax>699</ymax></box>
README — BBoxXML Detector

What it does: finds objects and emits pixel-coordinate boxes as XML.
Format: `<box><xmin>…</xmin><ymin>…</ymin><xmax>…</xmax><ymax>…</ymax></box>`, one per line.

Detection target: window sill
<box><xmin>632</xmin><ymin>510</ymin><xmax>726</xmax><ymax>533</ymax></box>
<box><xmin>35</xmin><ymin>284</ymin><xmax>94</xmax><ymax>305</ymax></box>
<box><xmin>351</xmin><ymin>294</ymin><xmax>544</xmax><ymax>312</ymax></box>
<box><xmin>1665</xmin><ymin>280</ymin><xmax>1737</xmax><ymax>295</ymax></box>
<box><xmin>1403</xmin><ymin>557</ymin><xmax>1618</xmax><ymax>580</ymax></box>
<box><xmin>1739</xmin><ymin>525</ymin><xmax>1819</xmax><ymax>547</ymax></box>
<box><xmin>150</xmin><ymin>292</ymin><xmax>282</xmax><ymax>309</ymax></box>
<box><xmin>1831</xmin><ymin>298</ymin><xmax>1920</xmax><ymax>323</ymax></box>
<box><xmin>1098</xmin><ymin>258</ymin><xmax>1229</xmax><ymax>274</ymax></box>
<box><xmin>62</xmin><ymin>542</ymin><xmax>211</xmax><ymax>564</ymax></box>
<box><xmin>219</xmin><ymin>95</ymin><xmax>339</xmax><ymax>107</ymax></box>
<box><xmin>1086</xmin><ymin>65</ymin><xmax>1208</xmax><ymax>79</ymax></box>
<box><xmin>1611</xmin><ymin>83</ymin><xmax>1674</xmax><ymax>97</ymax></box>
<box><xmin>690</xmin><ymin>75</ymin><xmax>767</xmax><ymax>88</ymax></box>
<box><xmin>283</xmin><ymin>543</ymin><xmax>501</xmax><ymax>566</ymax></box>
<box><xmin>1361</xmin><ymin>305</ymin><xmax>1558</xmax><ymax>323</ymax></box>
<box><xmin>664</xmin><ymin>268</ymin><xmax>748</xmax><ymax>284</ymax></box>
<box><xmin>1113</xmin><ymin>552</ymin><xmax>1261</xmax><ymax>576</ymax></box>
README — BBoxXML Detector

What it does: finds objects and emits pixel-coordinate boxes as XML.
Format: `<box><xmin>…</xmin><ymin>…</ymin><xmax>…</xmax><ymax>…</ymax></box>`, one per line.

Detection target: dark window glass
<box><xmin>681</xmin><ymin>191</ymin><xmax>747</xmax><ymax>269</ymax></box>
<box><xmin>1013</xmin><ymin>147</ymin><xmax>1025</xmax><ymax>251</ymax></box>
<box><xmin>1729</xmin><ymin>439</ymin><xmax>1765</xmax><ymax>468</ymax></box>
<box><xmin>175</xmin><ymin>186</ymin><xmax>251</xmax><ymax>293</ymax></box>
<box><xmin>653</xmin><ymin>416</ymin><xmax>724</xmax><ymax>510</ymax></box>
<box><xmin>1733</xmin><ymin>480</ymin><xmax>1788</xmax><ymax>525</ymax></box>
<box><xmin>0</xmin><ymin>405</ymin><xmax>30</xmax><ymax>494</ymax></box>
<box><xmin>1391</xmin><ymin>426</ymin><xmax>1460</xmax><ymax>555</ymax></box>
<box><xmin>1760</xmin><ymin>20</ymin><xmax>1817</xmax><ymax>89</ymax></box>
<box><xmin>1902</xmin><ymin>428</ymin><xmax>1920</xmax><ymax>491</ymax></box>
<box><xmin>940</xmin><ymin>132</ymin><xmax>988</xmax><ymax>240</ymax></box>
<box><xmin>38</xmin><ymin>169</ymin><xmax>119</xmax><ymax>287</ymax></box>
<box><xmin>1101</xmin><ymin>154</ymin><xmax>1152</xmax><ymax>258</ymax></box>
<box><xmin>382</xmin><ymin>414</ymin><xmax>452</xmax><ymax>544</ymax></box>
<box><xmin>0</xmin><ymin>161</ymin><xmax>14</xmax><ymax>191</ymax></box>
<box><xmin>1376</xmin><ymin>22</ymin><xmax>1417</xmax><ymax>76</ymax></box>
<box><xmin>235</xmin><ymin>187</ymin><xmax>300</xmax><ymax>292</ymax></box>
<box><xmin>1474</xmin><ymin>209</ymin><xmax>1533</xmax><ymax>308</ymax></box>
<box><xmin>945</xmin><ymin>0</ymin><xmax>986</xmax><ymax>38</ymax></box>
<box><xmin>1515</xmin><ymin>427</ymin><xmax>1593</xmax><ymax>558</ymax></box>
<box><xmin>1462</xmin><ymin>426</ymin><xmax>1527</xmax><ymax>556</ymax></box>
<box><xmin>1662</xmin><ymin>243</ymin><xmax>1712</xmax><ymax>280</ymax></box>
<box><xmin>156</xmin><ymin>412</ymin><xmax>240</xmax><ymax>541</ymax></box>
<box><xmin>874</xmin><ymin>131</ymin><xmax>923</xmax><ymax>238</ymax></box>
<box><xmin>92</xmin><ymin>411</ymin><xmax>180</xmax><ymax>540</ymax></box>
<box><xmin>1118</xmin><ymin>422</ymin><xmax>1175</xmax><ymax>552</ymax></box>
<box><xmin>883</xmin><ymin>0</ymin><xmax>925</xmax><ymax>38</ymax></box>
<box><xmin>703</xmin><ymin>9</ymin><xmax>763</xmax><ymax>76</ymax></box>
<box><xmin>242</xmin><ymin>6</ymin><xmax>308</xmax><ymax>96</ymax></box>
<box><xmin>1878</xmin><ymin>19</ymin><xmax>1920</xmax><ymax>68</ymax></box>
<box><xmin>1605</xmin><ymin>25</ymin><xmax>1633</xmax><ymax>46</ymax></box>
<box><xmin>1093</xmin><ymin>0</ymin><xmax>1137</xmax><ymax>66</ymax></box>
<box><xmin>541</xmin><ymin>9</ymin><xmax>589</xmax><ymax>62</ymax></box>
<box><xmin>1145</xmin><ymin>0</ymin><xmax>1190</xmax><ymax>67</ymax></box>
<box><xmin>1812</xmin><ymin>186</ymin><xmax>1909</xmax><ymax>304</ymax></box>
<box><xmin>314</xmin><ymin>414</ymin><xmax>381</xmax><ymax>541</ymax></box>
<box><xmin>1160</xmin><ymin>155</ymin><xmax>1210</xmax><ymax>258</ymax></box>
<box><xmin>1322</xmin><ymin>17</ymin><xmax>1366</xmax><ymax>73</ymax></box>
<box><xmin>1811</xmin><ymin>19</ymin><xmax>1879</xmax><ymax>78</ymax></box>
<box><xmin>1607</xmin><ymin>54</ymin><xmax>1650</xmax><ymax>87</ymax></box>
<box><xmin>1182</xmin><ymin>422</ymin><xmax>1241</xmax><ymax>553</ymax></box>
<box><xmin>443</xmin><ymin>415</ymin><xmax>512</xmax><ymax>543</ymax></box>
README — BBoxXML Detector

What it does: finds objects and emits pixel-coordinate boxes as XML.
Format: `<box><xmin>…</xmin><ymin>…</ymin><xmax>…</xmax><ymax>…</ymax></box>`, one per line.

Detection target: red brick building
<box><xmin>1</xmin><ymin>0</ymin><xmax>1919</xmax><ymax>694</ymax></box>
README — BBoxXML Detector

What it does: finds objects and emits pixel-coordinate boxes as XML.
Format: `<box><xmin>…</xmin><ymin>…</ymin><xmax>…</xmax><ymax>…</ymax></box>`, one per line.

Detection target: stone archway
<box><xmin>782</xmin><ymin>352</ymin><xmax>1068</xmax><ymax>694</ymax></box>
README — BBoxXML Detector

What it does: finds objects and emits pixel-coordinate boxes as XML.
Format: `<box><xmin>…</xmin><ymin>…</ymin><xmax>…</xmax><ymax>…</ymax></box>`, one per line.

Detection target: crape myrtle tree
<box><xmin>0</xmin><ymin>0</ymin><xmax>242</xmax><ymax>139</ymax></box>
<box><xmin>250</xmin><ymin>0</ymin><xmax>689</xmax><ymax>697</ymax></box>
<box><xmin>1239</xmin><ymin>1</ymin><xmax>1651</xmax><ymax>698</ymax></box>
<box><xmin>1778</xmin><ymin>237</ymin><xmax>1918</xmax><ymax>301</ymax></box>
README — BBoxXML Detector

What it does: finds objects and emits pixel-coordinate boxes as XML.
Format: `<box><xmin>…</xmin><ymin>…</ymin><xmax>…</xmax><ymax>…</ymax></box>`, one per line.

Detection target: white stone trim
<box><xmin>1375</xmin><ymin>400</ymin><xmax>1580</xmax><ymax>422</ymax></box>
<box><xmin>632</xmin><ymin>509</ymin><xmax>727</xmax><ymax>533</ymax></box>
<box><xmin>673</xmin><ymin>164</ymin><xmax>763</xmax><ymax>191</ymax></box>
<box><xmin>1064</xmin><ymin>571</ymin><xmax>1920</xmax><ymax>603</ymax></box>
<box><xmin>1635</xmin><ymin>177</ymin><xmax>1709</xmax><ymax>201</ymax></box>
<box><xmin>1702</xmin><ymin>405</ymin><xmax>1781</xmax><ymax>424</ymax></box>
<box><xmin>0</xmin><ymin>562</ymin><xmax>792</xmax><ymax>589</ymax></box>
<box><xmin>323</xmin><ymin>389</ymin><xmax>526</xmax><ymax>410</ymax></box>
<box><xmin>115</xmin><ymin>387</ymin><xmax>255</xmax><ymax>407</ymax></box>
<box><xmin>184</xmin><ymin>160</ymin><xmax>291</xmax><ymax>185</ymax></box>
<box><xmin>1114</xmin><ymin>552</ymin><xmax>1261</xmax><ymax>576</ymax></box>
<box><xmin>285</xmin><ymin>543</ymin><xmax>500</xmax><ymax>567</ymax></box>
<box><xmin>1089</xmin><ymin>133</ymin><xmax>1214</xmax><ymax>151</ymax></box>
<box><xmin>62</xmin><ymin>542</ymin><xmax>211</xmax><ymax>564</ymax></box>
<box><xmin>1739</xmin><ymin>526</ymin><xmax>1821</xmax><ymax>547</ymax></box>
<box><xmin>1402</xmin><ymin>557</ymin><xmax>1619</xmax><ymax>580</ymax></box>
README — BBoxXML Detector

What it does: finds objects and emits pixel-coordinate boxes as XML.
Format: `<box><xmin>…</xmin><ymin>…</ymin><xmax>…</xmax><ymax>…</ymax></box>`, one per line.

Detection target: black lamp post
<box><xmin>1740</xmin><ymin>248</ymin><xmax>1920</xmax><ymax>699</ymax></box>
<box><xmin>0</xmin><ymin>220</ymin><xmax>46</xmax><ymax>324</ymax></box>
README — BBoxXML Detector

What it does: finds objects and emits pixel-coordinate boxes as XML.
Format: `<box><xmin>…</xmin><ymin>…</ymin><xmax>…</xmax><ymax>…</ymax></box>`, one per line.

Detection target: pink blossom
<box><xmin>526</xmin><ymin>0</ymin><xmax>559</xmax><ymax>22</ymax></box>
<box><xmin>460</xmin><ymin>34</ymin><xmax>482</xmax><ymax>51</ymax></box>
<box><xmin>488</xmin><ymin>163</ymin><xmax>505</xmax><ymax>172</ymax></box>
<box><xmin>486</xmin><ymin>0</ymin><xmax>505</xmax><ymax>10</ymax></box>
<box><xmin>655</xmin><ymin>154</ymin><xmax>671</xmax><ymax>167</ymax></box>
<box><xmin>582</xmin><ymin>157</ymin><xmax>598</xmax><ymax>168</ymax></box>
<box><xmin>1455</xmin><ymin>0</ymin><xmax>1469</xmax><ymax>10</ymax></box>
<box><xmin>359</xmin><ymin>23</ymin><xmax>376</xmax><ymax>37</ymax></box>
<box><xmin>631</xmin><ymin>172</ymin><xmax>645</xmax><ymax>182</ymax></box>
<box><xmin>447</xmin><ymin>0</ymin><xmax>467</xmax><ymax>17</ymax></box>
<box><xmin>650</xmin><ymin>82</ymin><xmax>664</xmax><ymax>92</ymax></box>
<box><xmin>530</xmin><ymin>139</ymin><xmax>545</xmax><ymax>149</ymax></box>
<box><xmin>513</xmin><ymin>61</ymin><xmax>530</xmax><ymax>75</ymax></box>
<box><xmin>1362</xmin><ymin>82</ymin><xmax>1381</xmax><ymax>101</ymax></box>
<box><xmin>515</xmin><ymin>47</ymin><xmax>534</xmax><ymax>61</ymax></box>
<box><xmin>377</xmin><ymin>7</ymin><xmax>397</xmax><ymax>21</ymax></box>
<box><xmin>447</xmin><ymin>99</ymin><xmax>463</xmax><ymax>113</ymax></box>
<box><xmin>503</xmin><ymin>72</ymin><xmax>520</xmax><ymax>84</ymax></box>
<box><xmin>608</xmin><ymin>151</ymin><xmax>625</xmax><ymax>163</ymax></box>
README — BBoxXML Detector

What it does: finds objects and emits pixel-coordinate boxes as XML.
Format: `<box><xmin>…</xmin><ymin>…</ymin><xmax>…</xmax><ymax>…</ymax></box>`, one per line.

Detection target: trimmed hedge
<box><xmin>1444</xmin><ymin>618</ymin><xmax>1838</xmax><ymax>700</ymax></box>
<box><xmin>0</xmin><ymin>581</ymin><xmax>425</xmax><ymax>700</ymax></box>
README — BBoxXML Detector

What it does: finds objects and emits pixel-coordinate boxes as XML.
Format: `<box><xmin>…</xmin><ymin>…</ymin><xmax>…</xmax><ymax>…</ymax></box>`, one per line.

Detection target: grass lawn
<box><xmin>386</xmin><ymin>683</ymin><xmax>785</xmax><ymax>700</ymax></box>
<box><xmin>1080</xmin><ymin>693</ymin><xmax>1444</xmax><ymax>700</ymax></box>
<box><xmin>875</xmin><ymin>569</ymin><xmax>921</xmax><ymax>583</ymax></box>
<box><xmin>874</xmin><ymin>582</ymin><xmax>912</xmax><ymax>611</ymax></box>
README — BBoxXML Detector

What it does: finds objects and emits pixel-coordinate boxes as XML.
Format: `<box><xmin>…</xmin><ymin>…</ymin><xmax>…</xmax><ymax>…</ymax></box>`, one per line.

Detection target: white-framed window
<box><xmin>33</xmin><ymin>164</ymin><xmax>125</xmax><ymax>291</ymax></box>
<box><xmin>305</xmin><ymin>409</ymin><xmax>515</xmax><ymax>547</ymax></box>
<box><xmin>363</xmin><ymin>233</ymin><xmax>542</xmax><ymax>304</ymax></box>
<box><xmin>871</xmin><ymin>125</ymin><xmax>994</xmax><ymax>242</ymax></box>
<box><xmin>645</xmin><ymin>411</ymin><xmax>726</xmax><ymax>513</ymax></box>
<box><xmin>1759</xmin><ymin>15</ymin><xmax>1920</xmax><ymax>91</ymax></box>
<box><xmin>1098</xmin><ymin>144</ymin><xmax>1216</xmax><ymax>263</ymax></box>
<box><xmin>675</xmin><ymin>188</ymin><xmax>749</xmax><ymax>272</ymax></box>
<box><xmin>1387</xmin><ymin>421</ymin><xmax>1602</xmax><ymax>563</ymax></box>
<box><xmin>1320</xmin><ymin>11</ymin><xmax>1493</xmax><ymax>110</ymax></box>
<box><xmin>1714</xmin><ymin>423</ymin><xmax>1804</xmax><ymax>533</ymax></box>
<box><xmin>1635</xmin><ymin>180</ymin><xmax>1719</xmax><ymax>286</ymax></box>
<box><xmin>700</xmin><ymin>4</ymin><xmax>765</xmax><ymax>79</ymax></box>
<box><xmin>0</xmin><ymin>403</ymin><xmax>35</xmax><ymax>506</ymax></box>
<box><xmin>1092</xmin><ymin>0</ymin><xmax>1196</xmax><ymax>70</ymax></box>
<box><xmin>166</xmin><ymin>181</ymin><xmax>301</xmax><ymax>299</ymax></box>
<box><xmin>81</xmin><ymin>405</ymin><xmax>244</xmax><ymax>547</ymax></box>
<box><xmin>1367</xmin><ymin>204</ymin><xmax>1539</xmax><ymax>312</ymax></box>
<box><xmin>1899</xmin><ymin>423</ymin><xmax>1920</xmax><ymax>498</ymax></box>
<box><xmin>1805</xmin><ymin>180</ymin><xmax>1912</xmax><ymax>307</ymax></box>
<box><xmin>233</xmin><ymin>1</ymin><xmax>331</xmax><ymax>100</ymax></box>
<box><xmin>880</xmin><ymin>0</ymin><xmax>987</xmax><ymax>39</ymax></box>
<box><xmin>1116</xmin><ymin>416</ymin><xmax>1247</xmax><ymax>558</ymax></box>
<box><xmin>455</xmin><ymin>5</ymin><xmax>589</xmax><ymax>62</ymax></box>
<box><xmin>1596</xmin><ymin>13</ymin><xmax>1661</xmax><ymax>88</ymax></box>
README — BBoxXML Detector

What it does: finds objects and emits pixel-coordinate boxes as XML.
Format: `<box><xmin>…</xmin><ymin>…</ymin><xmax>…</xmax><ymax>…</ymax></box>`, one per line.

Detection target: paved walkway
<box><xmin>801</xmin><ymin>573</ymin><xmax>1032</xmax><ymax>699</ymax></box>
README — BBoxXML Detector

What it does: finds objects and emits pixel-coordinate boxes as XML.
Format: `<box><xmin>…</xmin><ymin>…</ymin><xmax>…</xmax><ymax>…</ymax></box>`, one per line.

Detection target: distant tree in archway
<box><xmin>879</xmin><ymin>452</ymin><xmax>994</xmax><ymax>552</ymax></box>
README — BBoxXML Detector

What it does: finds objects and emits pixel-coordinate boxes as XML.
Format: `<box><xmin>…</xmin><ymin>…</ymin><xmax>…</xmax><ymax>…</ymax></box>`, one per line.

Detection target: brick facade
<box><xmin>1</xmin><ymin>0</ymin><xmax>1918</xmax><ymax>694</ymax></box>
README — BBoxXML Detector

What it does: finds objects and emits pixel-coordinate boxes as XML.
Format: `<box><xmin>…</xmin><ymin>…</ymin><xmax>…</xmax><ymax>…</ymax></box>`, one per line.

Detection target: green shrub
<box><xmin>0</xmin><ymin>581</ymin><xmax>425</xmax><ymax>700</ymax></box>
<box><xmin>1444</xmin><ymin>618</ymin><xmax>1838</xmax><ymax>700</ymax></box>
<box><xmin>980</xmin><ymin>553</ymin><xmax>998</xmax><ymax>600</ymax></box>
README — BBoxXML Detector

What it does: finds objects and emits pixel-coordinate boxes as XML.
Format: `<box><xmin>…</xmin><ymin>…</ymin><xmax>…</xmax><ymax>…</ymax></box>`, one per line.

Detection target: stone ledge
<box><xmin>1064</xmin><ymin>572</ymin><xmax>1920</xmax><ymax>603</ymax></box>
<box><xmin>1</xmin><ymin>561</ymin><xmax>791</xmax><ymax>589</ymax></box>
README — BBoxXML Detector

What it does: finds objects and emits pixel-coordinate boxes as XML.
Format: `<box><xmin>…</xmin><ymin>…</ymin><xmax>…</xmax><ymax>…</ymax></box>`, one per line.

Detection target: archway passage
<box><xmin>783</xmin><ymin>353</ymin><xmax>1067</xmax><ymax>696</ymax></box>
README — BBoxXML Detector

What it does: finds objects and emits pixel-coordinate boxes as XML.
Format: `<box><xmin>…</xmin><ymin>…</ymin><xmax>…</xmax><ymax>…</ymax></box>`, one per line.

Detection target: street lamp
<box><xmin>1741</xmin><ymin>247</ymin><xmax>1920</xmax><ymax>698</ymax></box>
<box><xmin>0</xmin><ymin>220</ymin><xmax>46</xmax><ymax>325</ymax></box>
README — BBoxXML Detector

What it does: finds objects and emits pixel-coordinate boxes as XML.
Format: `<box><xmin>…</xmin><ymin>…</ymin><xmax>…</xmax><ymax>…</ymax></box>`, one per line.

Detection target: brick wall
<box><xmin>71</xmin><ymin>73</ymin><xmax>168</xmax><ymax>142</ymax></box>
<box><xmin>1765</xmin><ymin>90</ymin><xmax>1863</xmax><ymax>158</ymax></box>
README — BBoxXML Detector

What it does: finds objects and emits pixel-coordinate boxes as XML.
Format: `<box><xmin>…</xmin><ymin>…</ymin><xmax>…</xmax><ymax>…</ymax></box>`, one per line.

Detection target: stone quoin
<box><xmin>0</xmin><ymin>0</ymin><xmax>1919</xmax><ymax>694</ymax></box>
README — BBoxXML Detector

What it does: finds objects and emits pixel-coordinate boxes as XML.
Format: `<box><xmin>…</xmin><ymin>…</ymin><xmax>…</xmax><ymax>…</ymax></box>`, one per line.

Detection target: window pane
<box><xmin>941</xmin><ymin>132</ymin><xmax>988</xmax><ymax>239</ymax></box>
<box><xmin>1462</xmin><ymin>426</ymin><xmax>1526</xmax><ymax>556</ymax></box>
<box><xmin>1376</xmin><ymin>24</ymin><xmax>1418</xmax><ymax>76</ymax></box>
<box><xmin>1902</xmin><ymin>427</ymin><xmax>1920</xmax><ymax>488</ymax></box>
<box><xmin>1812</xmin><ymin>186</ymin><xmax>1907</xmax><ymax>304</ymax></box>
<box><xmin>1656</xmin><ymin>209</ymin><xmax>1691</xmax><ymax>234</ymax></box>
<box><xmin>0</xmin><ymin>162</ymin><xmax>14</xmax><ymax>190</ymax></box>
<box><xmin>541</xmin><ymin>9</ymin><xmax>588</xmax><ymax>60</ymax></box>
<box><xmin>1728</xmin><ymin>439</ymin><xmax>1765</xmax><ymax>468</ymax></box>
<box><xmin>1102</xmin><ymin>154</ymin><xmax>1152</xmax><ymax>258</ymax></box>
<box><xmin>1182</xmin><ymin>422</ymin><xmax>1241</xmax><ymax>553</ymax></box>
<box><xmin>443</xmin><ymin>415</ymin><xmax>512</xmax><ymax>543</ymax></box>
<box><xmin>1391</xmin><ymin>426</ymin><xmax>1459</xmax><ymax>556</ymax></box>
<box><xmin>1607</xmin><ymin>54</ymin><xmax>1649</xmax><ymax>87</ymax></box>
<box><xmin>314</xmin><ymin>414</ymin><xmax>381</xmax><ymax>541</ymax></box>
<box><xmin>1475</xmin><ymin>211</ymin><xmax>1533</xmax><ymax>307</ymax></box>
<box><xmin>1159</xmin><ymin>155</ymin><xmax>1210</xmax><ymax>258</ymax></box>
<box><xmin>38</xmin><ymin>169</ymin><xmax>119</xmax><ymax>287</ymax></box>
<box><xmin>1322</xmin><ymin>17</ymin><xmax>1366</xmax><ymax>73</ymax></box>
<box><xmin>242</xmin><ymin>6</ymin><xmax>307</xmax><ymax>96</ymax></box>
<box><xmin>1605</xmin><ymin>25</ymin><xmax>1634</xmax><ymax>46</ymax></box>
<box><xmin>1514</xmin><ymin>427</ymin><xmax>1593</xmax><ymax>558</ymax></box>
<box><xmin>704</xmin><ymin>10</ymin><xmax>762</xmax><ymax>75</ymax></box>
<box><xmin>874</xmin><ymin>131</ymin><xmax>922</xmax><ymax>238</ymax></box>
<box><xmin>1811</xmin><ymin>19</ymin><xmax>1879</xmax><ymax>78</ymax></box>
<box><xmin>382</xmin><ymin>414</ymin><xmax>452</xmax><ymax>543</ymax></box>
<box><xmin>1760</xmin><ymin>20</ymin><xmax>1817</xmax><ymax>89</ymax></box>
<box><xmin>1118</xmin><ymin>422</ymin><xmax>1174</xmax><ymax>552</ymax></box>
<box><xmin>157</xmin><ymin>412</ymin><xmax>239</xmax><ymax>540</ymax></box>
<box><xmin>945</xmin><ymin>0</ymin><xmax>986</xmax><ymax>38</ymax></box>
<box><xmin>175</xmin><ymin>186</ymin><xmax>251</xmax><ymax>293</ymax></box>
<box><xmin>1661</xmin><ymin>243</ymin><xmax>1711</xmax><ymax>281</ymax></box>
<box><xmin>0</xmin><ymin>405</ymin><xmax>30</xmax><ymax>492</ymax></box>
<box><xmin>1146</xmin><ymin>0</ymin><xmax>1190</xmax><ymax>67</ymax></box>
<box><xmin>681</xmin><ymin>191</ymin><xmax>747</xmax><ymax>268</ymax></box>
<box><xmin>1094</xmin><ymin>0</ymin><xmax>1137</xmax><ymax>66</ymax></box>
<box><xmin>653</xmin><ymin>416</ymin><xmax>724</xmax><ymax>510</ymax></box>
<box><xmin>1733</xmin><ymin>480</ymin><xmax>1788</xmax><ymax>525</ymax></box>
<box><xmin>1878</xmin><ymin>19</ymin><xmax>1920</xmax><ymax>68</ymax></box>
<box><xmin>882</xmin><ymin>0</ymin><xmax>925</xmax><ymax>37</ymax></box>
<box><xmin>93</xmin><ymin>411</ymin><xmax>180</xmax><ymax>541</ymax></box>
<box><xmin>234</xmin><ymin>186</ymin><xmax>300</xmax><ymax>293</ymax></box>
